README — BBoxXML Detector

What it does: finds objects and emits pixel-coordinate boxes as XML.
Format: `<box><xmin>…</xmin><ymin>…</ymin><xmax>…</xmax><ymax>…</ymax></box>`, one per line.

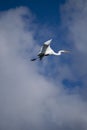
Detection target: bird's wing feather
<box><xmin>45</xmin><ymin>45</ymin><xmax>54</xmax><ymax>55</ymax></box>
<box><xmin>39</xmin><ymin>44</ymin><xmax>49</xmax><ymax>54</ymax></box>
<box><xmin>38</xmin><ymin>39</ymin><xmax>52</xmax><ymax>54</ymax></box>
<box><xmin>44</xmin><ymin>39</ymin><xmax>52</xmax><ymax>45</ymax></box>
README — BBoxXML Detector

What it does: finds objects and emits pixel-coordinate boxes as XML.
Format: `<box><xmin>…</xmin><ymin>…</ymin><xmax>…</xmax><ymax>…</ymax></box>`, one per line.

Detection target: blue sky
<box><xmin>0</xmin><ymin>0</ymin><xmax>87</xmax><ymax>130</ymax></box>
<box><xmin>1</xmin><ymin>0</ymin><xmax>71</xmax><ymax>83</ymax></box>
<box><xmin>0</xmin><ymin>0</ymin><xmax>65</xmax><ymax>23</ymax></box>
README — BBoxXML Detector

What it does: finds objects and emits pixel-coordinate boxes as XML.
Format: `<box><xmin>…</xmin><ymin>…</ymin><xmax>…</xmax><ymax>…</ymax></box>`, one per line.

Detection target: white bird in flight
<box><xmin>31</xmin><ymin>39</ymin><xmax>70</xmax><ymax>61</ymax></box>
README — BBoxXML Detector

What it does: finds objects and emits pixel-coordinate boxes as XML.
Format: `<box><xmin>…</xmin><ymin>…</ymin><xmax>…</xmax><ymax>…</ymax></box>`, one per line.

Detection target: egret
<box><xmin>31</xmin><ymin>39</ymin><xmax>70</xmax><ymax>61</ymax></box>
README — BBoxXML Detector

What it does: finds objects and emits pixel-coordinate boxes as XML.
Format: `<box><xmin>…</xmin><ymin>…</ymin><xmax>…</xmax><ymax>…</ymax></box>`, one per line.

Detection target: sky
<box><xmin>0</xmin><ymin>0</ymin><xmax>87</xmax><ymax>130</ymax></box>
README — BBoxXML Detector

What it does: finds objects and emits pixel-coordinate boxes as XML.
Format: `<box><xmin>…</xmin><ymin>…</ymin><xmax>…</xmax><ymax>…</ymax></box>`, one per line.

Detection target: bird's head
<box><xmin>58</xmin><ymin>50</ymin><xmax>70</xmax><ymax>55</ymax></box>
<box><xmin>61</xmin><ymin>50</ymin><xmax>70</xmax><ymax>53</ymax></box>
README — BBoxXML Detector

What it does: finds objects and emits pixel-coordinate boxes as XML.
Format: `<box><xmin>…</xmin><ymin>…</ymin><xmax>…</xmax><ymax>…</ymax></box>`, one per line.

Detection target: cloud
<box><xmin>60</xmin><ymin>0</ymin><xmax>87</xmax><ymax>90</ymax></box>
<box><xmin>0</xmin><ymin>5</ymin><xmax>87</xmax><ymax>130</ymax></box>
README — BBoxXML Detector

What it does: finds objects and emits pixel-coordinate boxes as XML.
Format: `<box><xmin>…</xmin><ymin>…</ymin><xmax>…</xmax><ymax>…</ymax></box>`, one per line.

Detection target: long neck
<box><xmin>52</xmin><ymin>51</ymin><xmax>61</xmax><ymax>55</ymax></box>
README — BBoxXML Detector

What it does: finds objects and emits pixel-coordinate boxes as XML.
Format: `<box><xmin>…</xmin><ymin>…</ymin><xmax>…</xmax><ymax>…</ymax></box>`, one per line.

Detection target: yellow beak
<box><xmin>64</xmin><ymin>50</ymin><xmax>70</xmax><ymax>53</ymax></box>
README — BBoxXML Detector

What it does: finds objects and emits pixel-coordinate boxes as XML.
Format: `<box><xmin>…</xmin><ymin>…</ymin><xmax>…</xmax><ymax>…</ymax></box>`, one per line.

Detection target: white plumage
<box><xmin>31</xmin><ymin>39</ymin><xmax>70</xmax><ymax>61</ymax></box>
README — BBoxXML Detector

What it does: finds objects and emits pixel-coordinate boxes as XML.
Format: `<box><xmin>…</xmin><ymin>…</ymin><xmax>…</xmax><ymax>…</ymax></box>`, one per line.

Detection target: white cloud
<box><xmin>61</xmin><ymin>0</ymin><xmax>87</xmax><ymax>85</ymax></box>
<box><xmin>0</xmin><ymin>6</ymin><xmax>87</xmax><ymax>130</ymax></box>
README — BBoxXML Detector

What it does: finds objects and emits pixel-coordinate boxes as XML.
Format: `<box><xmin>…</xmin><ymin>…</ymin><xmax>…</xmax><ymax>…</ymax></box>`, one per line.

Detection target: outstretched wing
<box><xmin>31</xmin><ymin>39</ymin><xmax>52</xmax><ymax>61</ymax></box>
<box><xmin>44</xmin><ymin>39</ymin><xmax>52</xmax><ymax>46</ymax></box>
<box><xmin>38</xmin><ymin>39</ymin><xmax>52</xmax><ymax>54</ymax></box>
